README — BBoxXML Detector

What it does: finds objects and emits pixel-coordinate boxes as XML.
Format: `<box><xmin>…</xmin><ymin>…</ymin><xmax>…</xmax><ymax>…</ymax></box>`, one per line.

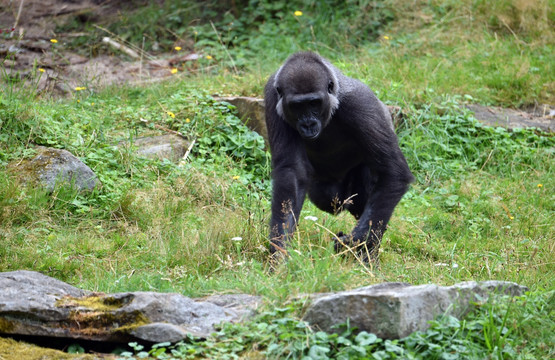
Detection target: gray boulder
<box><xmin>216</xmin><ymin>96</ymin><xmax>268</xmax><ymax>141</ymax></box>
<box><xmin>0</xmin><ymin>270</ymin><xmax>262</xmax><ymax>343</ymax></box>
<box><xmin>120</xmin><ymin>134</ymin><xmax>190</xmax><ymax>163</ymax></box>
<box><xmin>303</xmin><ymin>281</ymin><xmax>528</xmax><ymax>339</ymax></box>
<box><xmin>10</xmin><ymin>146</ymin><xmax>99</xmax><ymax>192</ymax></box>
<box><xmin>467</xmin><ymin>104</ymin><xmax>554</xmax><ymax>132</ymax></box>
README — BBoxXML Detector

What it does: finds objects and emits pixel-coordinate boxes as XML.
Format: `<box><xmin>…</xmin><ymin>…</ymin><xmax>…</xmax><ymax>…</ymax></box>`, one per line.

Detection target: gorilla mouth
<box><xmin>297</xmin><ymin>120</ymin><xmax>321</xmax><ymax>140</ymax></box>
<box><xmin>300</xmin><ymin>131</ymin><xmax>320</xmax><ymax>140</ymax></box>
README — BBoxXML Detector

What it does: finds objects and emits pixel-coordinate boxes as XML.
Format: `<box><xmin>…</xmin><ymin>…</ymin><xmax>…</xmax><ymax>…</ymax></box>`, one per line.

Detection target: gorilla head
<box><xmin>273</xmin><ymin>53</ymin><xmax>340</xmax><ymax>140</ymax></box>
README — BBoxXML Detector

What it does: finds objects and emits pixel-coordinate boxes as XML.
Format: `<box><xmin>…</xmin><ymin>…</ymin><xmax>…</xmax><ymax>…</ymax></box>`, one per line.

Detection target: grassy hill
<box><xmin>0</xmin><ymin>0</ymin><xmax>553</xmax><ymax>358</ymax></box>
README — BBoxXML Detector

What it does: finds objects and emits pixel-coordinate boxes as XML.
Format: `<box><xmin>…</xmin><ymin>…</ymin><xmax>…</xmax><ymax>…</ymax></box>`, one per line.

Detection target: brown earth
<box><xmin>0</xmin><ymin>0</ymin><xmax>197</xmax><ymax>95</ymax></box>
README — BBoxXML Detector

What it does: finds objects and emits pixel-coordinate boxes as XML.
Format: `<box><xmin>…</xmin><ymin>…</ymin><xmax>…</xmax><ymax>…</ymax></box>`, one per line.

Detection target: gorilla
<box><xmin>264</xmin><ymin>52</ymin><xmax>414</xmax><ymax>262</ymax></box>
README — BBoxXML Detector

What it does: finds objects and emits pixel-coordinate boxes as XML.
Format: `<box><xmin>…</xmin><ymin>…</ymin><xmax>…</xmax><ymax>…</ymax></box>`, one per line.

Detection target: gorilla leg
<box><xmin>308</xmin><ymin>179</ymin><xmax>353</xmax><ymax>215</ymax></box>
<box><xmin>339</xmin><ymin>166</ymin><xmax>409</xmax><ymax>261</ymax></box>
<box><xmin>269</xmin><ymin>168</ymin><xmax>307</xmax><ymax>255</ymax></box>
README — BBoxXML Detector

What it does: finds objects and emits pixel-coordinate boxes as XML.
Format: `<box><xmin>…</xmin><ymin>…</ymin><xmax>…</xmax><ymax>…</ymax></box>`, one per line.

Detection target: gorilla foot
<box><xmin>333</xmin><ymin>232</ymin><xmax>379</xmax><ymax>263</ymax></box>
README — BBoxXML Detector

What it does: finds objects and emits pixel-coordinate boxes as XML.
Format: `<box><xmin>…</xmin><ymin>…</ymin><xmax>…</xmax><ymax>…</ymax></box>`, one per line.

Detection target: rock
<box><xmin>131</xmin><ymin>323</ymin><xmax>191</xmax><ymax>343</ymax></box>
<box><xmin>387</xmin><ymin>105</ymin><xmax>405</xmax><ymax>129</ymax></box>
<box><xmin>120</xmin><ymin>134</ymin><xmax>190</xmax><ymax>163</ymax></box>
<box><xmin>467</xmin><ymin>104</ymin><xmax>554</xmax><ymax>132</ymax></box>
<box><xmin>0</xmin><ymin>271</ymin><xmax>261</xmax><ymax>344</ymax></box>
<box><xmin>303</xmin><ymin>281</ymin><xmax>528</xmax><ymax>339</ymax></box>
<box><xmin>10</xmin><ymin>146</ymin><xmax>99</xmax><ymax>192</ymax></box>
<box><xmin>216</xmin><ymin>96</ymin><xmax>268</xmax><ymax>141</ymax></box>
<box><xmin>214</xmin><ymin>96</ymin><xmax>407</xmax><ymax>142</ymax></box>
<box><xmin>201</xmin><ymin>293</ymin><xmax>264</xmax><ymax>320</ymax></box>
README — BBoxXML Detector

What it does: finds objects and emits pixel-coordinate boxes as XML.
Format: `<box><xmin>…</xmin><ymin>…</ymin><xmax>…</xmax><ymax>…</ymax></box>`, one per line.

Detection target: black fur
<box><xmin>264</xmin><ymin>52</ymin><xmax>414</xmax><ymax>261</ymax></box>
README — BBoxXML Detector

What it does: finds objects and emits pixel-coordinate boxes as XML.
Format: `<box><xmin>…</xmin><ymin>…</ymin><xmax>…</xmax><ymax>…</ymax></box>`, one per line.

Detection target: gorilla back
<box><xmin>264</xmin><ymin>52</ymin><xmax>414</xmax><ymax>262</ymax></box>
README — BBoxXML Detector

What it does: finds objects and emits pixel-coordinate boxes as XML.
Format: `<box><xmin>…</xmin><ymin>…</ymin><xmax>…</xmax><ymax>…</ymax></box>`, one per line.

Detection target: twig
<box><xmin>139</xmin><ymin>118</ymin><xmax>187</xmax><ymax>139</ymax></box>
<box><xmin>94</xmin><ymin>24</ymin><xmax>155</xmax><ymax>60</ymax></box>
<box><xmin>139</xmin><ymin>36</ymin><xmax>145</xmax><ymax>76</ymax></box>
<box><xmin>480</xmin><ymin>149</ymin><xmax>495</xmax><ymax>170</ymax></box>
<box><xmin>179</xmin><ymin>138</ymin><xmax>196</xmax><ymax>165</ymax></box>
<box><xmin>499</xmin><ymin>18</ymin><xmax>525</xmax><ymax>48</ymax></box>
<box><xmin>102</xmin><ymin>37</ymin><xmax>140</xmax><ymax>59</ymax></box>
<box><xmin>210</xmin><ymin>21</ymin><xmax>239</xmax><ymax>75</ymax></box>
<box><xmin>11</xmin><ymin>0</ymin><xmax>25</xmax><ymax>38</ymax></box>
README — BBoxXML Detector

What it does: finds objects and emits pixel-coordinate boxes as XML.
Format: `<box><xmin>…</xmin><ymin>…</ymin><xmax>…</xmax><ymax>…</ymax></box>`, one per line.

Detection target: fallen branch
<box><xmin>94</xmin><ymin>24</ymin><xmax>155</xmax><ymax>61</ymax></box>
<box><xmin>102</xmin><ymin>37</ymin><xmax>140</xmax><ymax>59</ymax></box>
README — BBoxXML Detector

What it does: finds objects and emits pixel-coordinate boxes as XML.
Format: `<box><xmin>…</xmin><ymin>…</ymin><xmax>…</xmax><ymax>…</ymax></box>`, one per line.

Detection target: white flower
<box><xmin>231</xmin><ymin>237</ymin><xmax>243</xmax><ymax>241</ymax></box>
<box><xmin>304</xmin><ymin>215</ymin><xmax>318</xmax><ymax>221</ymax></box>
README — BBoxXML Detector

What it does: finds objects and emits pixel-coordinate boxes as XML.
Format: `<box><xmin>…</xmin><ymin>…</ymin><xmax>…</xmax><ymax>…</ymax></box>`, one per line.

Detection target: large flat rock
<box><xmin>467</xmin><ymin>104</ymin><xmax>554</xmax><ymax>132</ymax></box>
<box><xmin>0</xmin><ymin>271</ymin><xmax>262</xmax><ymax>343</ymax></box>
<box><xmin>303</xmin><ymin>281</ymin><xmax>528</xmax><ymax>339</ymax></box>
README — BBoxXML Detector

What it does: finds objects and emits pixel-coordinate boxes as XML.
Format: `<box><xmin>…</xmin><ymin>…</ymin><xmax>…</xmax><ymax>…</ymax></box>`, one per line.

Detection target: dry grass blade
<box><xmin>313</xmin><ymin>222</ymin><xmax>375</xmax><ymax>276</ymax></box>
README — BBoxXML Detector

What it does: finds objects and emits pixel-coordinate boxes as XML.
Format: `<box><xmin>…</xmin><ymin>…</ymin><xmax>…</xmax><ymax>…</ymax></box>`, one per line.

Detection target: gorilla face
<box><xmin>274</xmin><ymin>58</ymin><xmax>339</xmax><ymax>140</ymax></box>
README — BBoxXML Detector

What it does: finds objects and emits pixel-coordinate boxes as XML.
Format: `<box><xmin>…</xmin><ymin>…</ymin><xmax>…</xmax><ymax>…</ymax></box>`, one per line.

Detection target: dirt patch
<box><xmin>1</xmin><ymin>0</ymin><xmax>196</xmax><ymax>94</ymax></box>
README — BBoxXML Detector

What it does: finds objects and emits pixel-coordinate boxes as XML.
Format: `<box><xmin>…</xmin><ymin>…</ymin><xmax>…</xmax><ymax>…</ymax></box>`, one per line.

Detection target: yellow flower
<box><xmin>383</xmin><ymin>35</ymin><xmax>390</xmax><ymax>40</ymax></box>
<box><xmin>39</xmin><ymin>68</ymin><xmax>45</xmax><ymax>73</ymax></box>
<box><xmin>171</xmin><ymin>68</ymin><xmax>178</xmax><ymax>74</ymax></box>
<box><xmin>167</xmin><ymin>111</ymin><xmax>176</xmax><ymax>118</ymax></box>
<box><xmin>50</xmin><ymin>39</ymin><xmax>58</xmax><ymax>43</ymax></box>
<box><xmin>294</xmin><ymin>10</ymin><xmax>303</xmax><ymax>16</ymax></box>
<box><xmin>537</xmin><ymin>184</ymin><xmax>543</xmax><ymax>188</ymax></box>
<box><xmin>185</xmin><ymin>118</ymin><xmax>191</xmax><ymax>123</ymax></box>
<box><xmin>232</xmin><ymin>175</ymin><xmax>240</xmax><ymax>180</ymax></box>
<box><xmin>91</xmin><ymin>102</ymin><xmax>94</xmax><ymax>106</ymax></box>
<box><xmin>77</xmin><ymin>99</ymin><xmax>80</xmax><ymax>103</ymax></box>
<box><xmin>174</xmin><ymin>46</ymin><xmax>182</xmax><ymax>51</ymax></box>
<box><xmin>74</xmin><ymin>86</ymin><xmax>86</xmax><ymax>91</ymax></box>
<box><xmin>205</xmin><ymin>55</ymin><xmax>213</xmax><ymax>60</ymax></box>
<box><xmin>509</xmin><ymin>216</ymin><xmax>514</xmax><ymax>220</ymax></box>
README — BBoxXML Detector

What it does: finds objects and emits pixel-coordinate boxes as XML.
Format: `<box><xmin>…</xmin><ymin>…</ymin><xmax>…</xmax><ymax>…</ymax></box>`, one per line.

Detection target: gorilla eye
<box><xmin>276</xmin><ymin>86</ymin><xmax>283</xmax><ymax>98</ymax></box>
<box><xmin>327</xmin><ymin>81</ymin><xmax>334</xmax><ymax>94</ymax></box>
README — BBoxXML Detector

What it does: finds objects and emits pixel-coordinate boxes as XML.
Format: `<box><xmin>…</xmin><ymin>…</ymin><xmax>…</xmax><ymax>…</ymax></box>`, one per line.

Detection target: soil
<box><xmin>0</xmin><ymin>0</ymin><xmax>196</xmax><ymax>95</ymax></box>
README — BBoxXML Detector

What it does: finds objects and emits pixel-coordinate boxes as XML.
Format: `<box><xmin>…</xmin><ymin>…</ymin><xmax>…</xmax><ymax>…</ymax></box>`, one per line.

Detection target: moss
<box><xmin>0</xmin><ymin>318</ymin><xmax>15</xmax><ymax>333</ymax></box>
<box><xmin>57</xmin><ymin>294</ymin><xmax>126</xmax><ymax>312</ymax></box>
<box><xmin>0</xmin><ymin>337</ymin><xmax>103</xmax><ymax>360</ymax></box>
<box><xmin>56</xmin><ymin>294</ymin><xmax>149</xmax><ymax>337</ymax></box>
<box><xmin>67</xmin><ymin>309</ymin><xmax>149</xmax><ymax>336</ymax></box>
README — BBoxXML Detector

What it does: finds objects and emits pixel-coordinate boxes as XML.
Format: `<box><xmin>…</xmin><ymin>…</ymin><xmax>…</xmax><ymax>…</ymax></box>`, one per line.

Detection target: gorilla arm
<box><xmin>265</xmin><ymin>76</ymin><xmax>310</xmax><ymax>254</ymax></box>
<box><xmin>339</xmin><ymin>85</ymin><xmax>414</xmax><ymax>257</ymax></box>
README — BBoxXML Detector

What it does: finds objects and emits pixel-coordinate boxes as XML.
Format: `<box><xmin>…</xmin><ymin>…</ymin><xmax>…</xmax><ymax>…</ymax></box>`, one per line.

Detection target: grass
<box><xmin>0</xmin><ymin>0</ymin><xmax>554</xmax><ymax>358</ymax></box>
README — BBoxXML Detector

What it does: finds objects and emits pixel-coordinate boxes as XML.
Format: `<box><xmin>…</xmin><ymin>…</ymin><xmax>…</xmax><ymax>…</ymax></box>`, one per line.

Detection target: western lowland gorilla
<box><xmin>264</xmin><ymin>52</ymin><xmax>414</xmax><ymax>262</ymax></box>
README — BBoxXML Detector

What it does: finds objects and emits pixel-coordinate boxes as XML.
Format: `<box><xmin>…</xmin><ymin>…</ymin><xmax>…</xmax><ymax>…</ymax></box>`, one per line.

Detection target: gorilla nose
<box><xmin>298</xmin><ymin>118</ymin><xmax>321</xmax><ymax>139</ymax></box>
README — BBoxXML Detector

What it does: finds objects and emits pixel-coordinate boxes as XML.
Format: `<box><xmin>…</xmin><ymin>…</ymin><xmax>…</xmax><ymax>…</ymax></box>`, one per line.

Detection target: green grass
<box><xmin>1</xmin><ymin>0</ymin><xmax>554</xmax><ymax>358</ymax></box>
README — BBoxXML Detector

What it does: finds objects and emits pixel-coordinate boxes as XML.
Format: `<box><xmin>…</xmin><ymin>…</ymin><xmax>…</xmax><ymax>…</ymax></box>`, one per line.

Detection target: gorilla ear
<box><xmin>327</xmin><ymin>80</ymin><xmax>334</xmax><ymax>94</ymax></box>
<box><xmin>276</xmin><ymin>86</ymin><xmax>283</xmax><ymax>98</ymax></box>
